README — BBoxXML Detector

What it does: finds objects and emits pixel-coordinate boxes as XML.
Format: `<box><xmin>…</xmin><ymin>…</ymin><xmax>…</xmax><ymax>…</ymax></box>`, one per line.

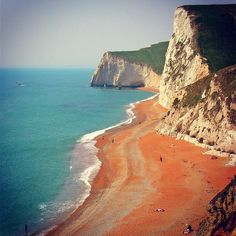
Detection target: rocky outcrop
<box><xmin>196</xmin><ymin>176</ymin><xmax>236</xmax><ymax>236</ymax></box>
<box><xmin>156</xmin><ymin>65</ymin><xmax>236</xmax><ymax>156</ymax></box>
<box><xmin>159</xmin><ymin>5</ymin><xmax>236</xmax><ymax>108</ymax></box>
<box><xmin>91</xmin><ymin>42</ymin><xmax>168</xmax><ymax>89</ymax></box>
<box><xmin>91</xmin><ymin>52</ymin><xmax>161</xmax><ymax>88</ymax></box>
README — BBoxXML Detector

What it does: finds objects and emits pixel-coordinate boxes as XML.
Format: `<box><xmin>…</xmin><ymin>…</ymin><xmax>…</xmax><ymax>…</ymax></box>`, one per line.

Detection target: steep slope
<box><xmin>91</xmin><ymin>42</ymin><xmax>168</xmax><ymax>88</ymax></box>
<box><xmin>156</xmin><ymin>65</ymin><xmax>236</xmax><ymax>156</ymax></box>
<box><xmin>196</xmin><ymin>176</ymin><xmax>236</xmax><ymax>236</ymax></box>
<box><xmin>159</xmin><ymin>5</ymin><xmax>236</xmax><ymax>108</ymax></box>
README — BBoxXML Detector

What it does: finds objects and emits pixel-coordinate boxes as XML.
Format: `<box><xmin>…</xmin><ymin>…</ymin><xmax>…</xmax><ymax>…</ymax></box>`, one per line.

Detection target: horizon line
<box><xmin>0</xmin><ymin>66</ymin><xmax>96</xmax><ymax>70</ymax></box>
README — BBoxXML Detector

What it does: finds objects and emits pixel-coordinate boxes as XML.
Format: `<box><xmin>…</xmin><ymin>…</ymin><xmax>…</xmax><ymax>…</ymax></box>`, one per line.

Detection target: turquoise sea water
<box><xmin>0</xmin><ymin>69</ymin><xmax>153</xmax><ymax>235</ymax></box>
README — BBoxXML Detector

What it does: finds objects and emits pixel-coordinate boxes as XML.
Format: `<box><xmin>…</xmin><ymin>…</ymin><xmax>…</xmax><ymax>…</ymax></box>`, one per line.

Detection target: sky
<box><xmin>1</xmin><ymin>0</ymin><xmax>236</xmax><ymax>68</ymax></box>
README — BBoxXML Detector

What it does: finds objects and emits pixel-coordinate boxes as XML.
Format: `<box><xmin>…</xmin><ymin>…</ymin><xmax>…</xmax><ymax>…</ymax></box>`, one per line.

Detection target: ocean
<box><xmin>0</xmin><ymin>68</ymin><xmax>153</xmax><ymax>235</ymax></box>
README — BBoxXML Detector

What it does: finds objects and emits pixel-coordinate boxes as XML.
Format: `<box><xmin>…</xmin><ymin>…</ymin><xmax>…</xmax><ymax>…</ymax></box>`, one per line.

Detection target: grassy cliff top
<box><xmin>110</xmin><ymin>41</ymin><xmax>169</xmax><ymax>74</ymax></box>
<box><xmin>182</xmin><ymin>4</ymin><xmax>236</xmax><ymax>72</ymax></box>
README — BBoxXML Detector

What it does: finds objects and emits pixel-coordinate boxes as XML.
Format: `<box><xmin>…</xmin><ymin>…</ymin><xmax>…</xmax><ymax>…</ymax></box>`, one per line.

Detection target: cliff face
<box><xmin>91</xmin><ymin>42</ymin><xmax>168</xmax><ymax>88</ymax></box>
<box><xmin>196</xmin><ymin>176</ymin><xmax>236</xmax><ymax>236</ymax></box>
<box><xmin>159</xmin><ymin>6</ymin><xmax>210</xmax><ymax>108</ymax></box>
<box><xmin>159</xmin><ymin>5</ymin><xmax>236</xmax><ymax>108</ymax></box>
<box><xmin>91</xmin><ymin>52</ymin><xmax>161</xmax><ymax>88</ymax></box>
<box><xmin>156</xmin><ymin>5</ymin><xmax>236</xmax><ymax>156</ymax></box>
<box><xmin>156</xmin><ymin>65</ymin><xmax>236</xmax><ymax>156</ymax></box>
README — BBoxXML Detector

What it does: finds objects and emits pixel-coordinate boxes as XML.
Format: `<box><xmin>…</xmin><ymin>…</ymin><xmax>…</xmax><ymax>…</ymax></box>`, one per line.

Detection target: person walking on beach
<box><xmin>160</xmin><ymin>155</ymin><xmax>163</xmax><ymax>162</ymax></box>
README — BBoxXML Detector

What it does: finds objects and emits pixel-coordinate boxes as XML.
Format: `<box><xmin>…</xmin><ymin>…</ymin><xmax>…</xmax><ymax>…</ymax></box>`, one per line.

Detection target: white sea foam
<box><xmin>38</xmin><ymin>203</ymin><xmax>47</xmax><ymax>210</ymax></box>
<box><xmin>38</xmin><ymin>92</ymin><xmax>157</xmax><ymax>235</ymax></box>
<box><xmin>80</xmin><ymin>163</ymin><xmax>100</xmax><ymax>187</ymax></box>
<box><xmin>78</xmin><ymin>93</ymin><xmax>157</xmax><ymax>144</ymax></box>
<box><xmin>135</xmin><ymin>93</ymin><xmax>157</xmax><ymax>104</ymax></box>
<box><xmin>73</xmin><ymin>92</ymin><xmax>158</xmax><ymax>206</ymax></box>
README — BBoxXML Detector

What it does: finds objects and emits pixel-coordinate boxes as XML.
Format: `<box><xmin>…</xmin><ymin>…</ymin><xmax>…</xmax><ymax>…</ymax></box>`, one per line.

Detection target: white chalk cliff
<box><xmin>156</xmin><ymin>5</ymin><xmax>236</xmax><ymax>157</ymax></box>
<box><xmin>91</xmin><ymin>5</ymin><xmax>236</xmax><ymax>158</ymax></box>
<box><xmin>156</xmin><ymin>65</ymin><xmax>236</xmax><ymax>157</ymax></box>
<box><xmin>91</xmin><ymin>52</ymin><xmax>161</xmax><ymax>88</ymax></box>
<box><xmin>159</xmin><ymin>6</ymin><xmax>210</xmax><ymax>108</ymax></box>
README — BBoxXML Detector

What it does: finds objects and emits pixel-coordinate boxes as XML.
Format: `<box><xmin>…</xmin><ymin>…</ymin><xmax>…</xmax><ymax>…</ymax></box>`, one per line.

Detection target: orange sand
<box><xmin>47</xmin><ymin>90</ymin><xmax>236</xmax><ymax>236</ymax></box>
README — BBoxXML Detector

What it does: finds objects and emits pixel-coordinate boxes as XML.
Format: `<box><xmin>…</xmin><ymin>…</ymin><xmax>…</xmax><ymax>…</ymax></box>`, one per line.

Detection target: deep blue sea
<box><xmin>0</xmin><ymin>69</ymin><xmax>153</xmax><ymax>235</ymax></box>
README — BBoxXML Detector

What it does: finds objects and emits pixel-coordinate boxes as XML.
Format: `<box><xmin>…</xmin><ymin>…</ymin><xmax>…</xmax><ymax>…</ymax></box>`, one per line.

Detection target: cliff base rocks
<box><xmin>196</xmin><ymin>176</ymin><xmax>236</xmax><ymax>236</ymax></box>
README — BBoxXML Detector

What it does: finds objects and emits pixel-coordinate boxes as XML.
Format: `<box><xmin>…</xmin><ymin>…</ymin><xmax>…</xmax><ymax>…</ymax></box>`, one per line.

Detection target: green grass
<box><xmin>181</xmin><ymin>74</ymin><xmax>212</xmax><ymax>107</ymax></box>
<box><xmin>181</xmin><ymin>64</ymin><xmax>236</xmax><ymax>107</ymax></box>
<box><xmin>182</xmin><ymin>5</ymin><xmax>236</xmax><ymax>72</ymax></box>
<box><xmin>110</xmin><ymin>41</ymin><xmax>169</xmax><ymax>74</ymax></box>
<box><xmin>221</xmin><ymin>71</ymin><xmax>236</xmax><ymax>97</ymax></box>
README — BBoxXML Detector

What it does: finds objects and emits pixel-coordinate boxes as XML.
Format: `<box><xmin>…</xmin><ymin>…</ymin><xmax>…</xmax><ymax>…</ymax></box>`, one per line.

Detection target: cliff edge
<box><xmin>159</xmin><ymin>5</ymin><xmax>236</xmax><ymax>108</ymax></box>
<box><xmin>91</xmin><ymin>42</ymin><xmax>168</xmax><ymax>88</ymax></box>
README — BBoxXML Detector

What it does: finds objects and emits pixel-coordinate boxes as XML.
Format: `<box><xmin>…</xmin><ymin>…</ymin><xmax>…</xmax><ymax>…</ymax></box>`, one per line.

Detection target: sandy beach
<box><xmin>47</xmin><ymin>89</ymin><xmax>236</xmax><ymax>236</ymax></box>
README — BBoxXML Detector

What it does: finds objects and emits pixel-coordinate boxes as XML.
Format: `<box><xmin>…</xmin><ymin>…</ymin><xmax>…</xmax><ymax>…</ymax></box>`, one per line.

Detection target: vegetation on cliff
<box><xmin>183</xmin><ymin>4</ymin><xmax>236</xmax><ymax>72</ymax></box>
<box><xmin>157</xmin><ymin>64</ymin><xmax>236</xmax><ymax>154</ymax></box>
<box><xmin>157</xmin><ymin>4</ymin><xmax>236</xmax><ymax>155</ymax></box>
<box><xmin>176</xmin><ymin>65</ymin><xmax>236</xmax><ymax>125</ymax></box>
<box><xmin>111</xmin><ymin>41</ymin><xmax>169</xmax><ymax>74</ymax></box>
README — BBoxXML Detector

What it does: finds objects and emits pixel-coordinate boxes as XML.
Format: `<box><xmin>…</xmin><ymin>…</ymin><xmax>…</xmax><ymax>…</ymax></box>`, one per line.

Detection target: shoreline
<box><xmin>46</xmin><ymin>87</ymin><xmax>236</xmax><ymax>236</ymax></box>
<box><xmin>69</xmin><ymin>90</ymin><xmax>158</xmax><ymax>212</ymax></box>
<box><xmin>74</xmin><ymin>90</ymin><xmax>158</xmax><ymax>208</ymax></box>
<box><xmin>39</xmin><ymin>88</ymin><xmax>156</xmax><ymax>235</ymax></box>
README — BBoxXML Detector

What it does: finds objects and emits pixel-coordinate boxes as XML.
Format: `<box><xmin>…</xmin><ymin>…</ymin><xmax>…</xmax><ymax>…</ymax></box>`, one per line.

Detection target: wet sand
<box><xmin>47</xmin><ymin>90</ymin><xmax>236</xmax><ymax>236</ymax></box>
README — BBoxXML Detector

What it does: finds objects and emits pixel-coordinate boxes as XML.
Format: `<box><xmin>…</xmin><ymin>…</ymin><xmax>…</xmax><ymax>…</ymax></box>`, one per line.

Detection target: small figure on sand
<box><xmin>112</xmin><ymin>138</ymin><xmax>115</xmax><ymax>143</ymax></box>
<box><xmin>25</xmin><ymin>224</ymin><xmax>28</xmax><ymax>236</ymax></box>
<box><xmin>160</xmin><ymin>156</ymin><xmax>163</xmax><ymax>162</ymax></box>
<box><xmin>155</xmin><ymin>208</ymin><xmax>165</xmax><ymax>212</ymax></box>
<box><xmin>183</xmin><ymin>224</ymin><xmax>193</xmax><ymax>234</ymax></box>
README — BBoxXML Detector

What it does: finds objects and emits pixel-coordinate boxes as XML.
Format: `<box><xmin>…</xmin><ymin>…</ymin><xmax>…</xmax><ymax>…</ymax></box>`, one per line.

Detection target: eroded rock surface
<box><xmin>91</xmin><ymin>42</ymin><xmax>168</xmax><ymax>89</ymax></box>
<box><xmin>91</xmin><ymin>52</ymin><xmax>161</xmax><ymax>88</ymax></box>
<box><xmin>156</xmin><ymin>65</ymin><xmax>236</xmax><ymax>156</ymax></box>
<box><xmin>196</xmin><ymin>176</ymin><xmax>236</xmax><ymax>236</ymax></box>
<box><xmin>159</xmin><ymin>6</ymin><xmax>210</xmax><ymax>108</ymax></box>
<box><xmin>159</xmin><ymin>5</ymin><xmax>236</xmax><ymax>108</ymax></box>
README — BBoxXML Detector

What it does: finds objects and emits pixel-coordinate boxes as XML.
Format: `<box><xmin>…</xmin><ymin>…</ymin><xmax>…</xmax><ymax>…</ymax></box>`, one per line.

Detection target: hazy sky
<box><xmin>1</xmin><ymin>0</ymin><xmax>236</xmax><ymax>68</ymax></box>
